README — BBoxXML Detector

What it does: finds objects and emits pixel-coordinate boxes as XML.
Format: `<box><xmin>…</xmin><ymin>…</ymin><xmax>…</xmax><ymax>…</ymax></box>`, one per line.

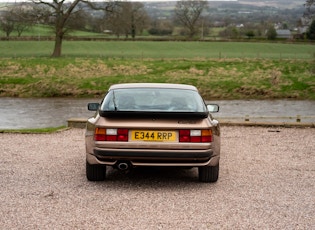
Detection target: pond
<box><xmin>0</xmin><ymin>98</ymin><xmax>314</xmax><ymax>129</ymax></box>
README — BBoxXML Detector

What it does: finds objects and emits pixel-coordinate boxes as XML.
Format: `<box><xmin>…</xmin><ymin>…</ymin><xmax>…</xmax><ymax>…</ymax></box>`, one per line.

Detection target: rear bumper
<box><xmin>87</xmin><ymin>148</ymin><xmax>219</xmax><ymax>167</ymax></box>
<box><xmin>94</xmin><ymin>148</ymin><xmax>212</xmax><ymax>159</ymax></box>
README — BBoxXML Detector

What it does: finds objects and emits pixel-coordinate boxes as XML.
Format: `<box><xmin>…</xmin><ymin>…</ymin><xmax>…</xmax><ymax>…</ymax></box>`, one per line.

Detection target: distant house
<box><xmin>276</xmin><ymin>29</ymin><xmax>292</xmax><ymax>39</ymax></box>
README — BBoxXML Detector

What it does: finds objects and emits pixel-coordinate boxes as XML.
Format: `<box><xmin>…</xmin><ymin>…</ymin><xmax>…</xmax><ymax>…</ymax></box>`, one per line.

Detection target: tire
<box><xmin>86</xmin><ymin>161</ymin><xmax>106</xmax><ymax>181</ymax></box>
<box><xmin>198</xmin><ymin>164</ymin><xmax>219</xmax><ymax>183</ymax></box>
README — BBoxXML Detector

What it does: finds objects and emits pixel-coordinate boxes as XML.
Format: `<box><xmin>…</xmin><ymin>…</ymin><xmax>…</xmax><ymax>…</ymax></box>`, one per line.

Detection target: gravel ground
<box><xmin>0</xmin><ymin>126</ymin><xmax>314</xmax><ymax>229</ymax></box>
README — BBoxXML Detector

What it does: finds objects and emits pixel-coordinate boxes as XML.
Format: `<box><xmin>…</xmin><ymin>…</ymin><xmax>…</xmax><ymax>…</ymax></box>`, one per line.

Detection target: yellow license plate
<box><xmin>131</xmin><ymin>130</ymin><xmax>177</xmax><ymax>142</ymax></box>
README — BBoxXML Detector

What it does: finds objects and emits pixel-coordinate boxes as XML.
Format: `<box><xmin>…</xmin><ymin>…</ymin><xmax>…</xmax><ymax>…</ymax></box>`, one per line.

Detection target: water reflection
<box><xmin>0</xmin><ymin>98</ymin><xmax>99</xmax><ymax>129</ymax></box>
<box><xmin>210</xmin><ymin>100</ymin><xmax>315</xmax><ymax>117</ymax></box>
<box><xmin>0</xmin><ymin>98</ymin><xmax>314</xmax><ymax>129</ymax></box>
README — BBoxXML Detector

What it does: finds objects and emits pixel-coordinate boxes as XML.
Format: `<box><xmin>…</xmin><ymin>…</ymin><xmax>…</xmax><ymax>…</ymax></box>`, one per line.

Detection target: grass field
<box><xmin>1</xmin><ymin>41</ymin><xmax>314</xmax><ymax>59</ymax></box>
<box><xmin>0</xmin><ymin>24</ymin><xmax>103</xmax><ymax>38</ymax></box>
<box><xmin>0</xmin><ymin>41</ymin><xmax>314</xmax><ymax>99</ymax></box>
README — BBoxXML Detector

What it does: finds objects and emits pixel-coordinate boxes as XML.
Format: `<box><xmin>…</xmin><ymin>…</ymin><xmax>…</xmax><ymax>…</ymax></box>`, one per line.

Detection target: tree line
<box><xmin>1</xmin><ymin>0</ymin><xmax>314</xmax><ymax>57</ymax></box>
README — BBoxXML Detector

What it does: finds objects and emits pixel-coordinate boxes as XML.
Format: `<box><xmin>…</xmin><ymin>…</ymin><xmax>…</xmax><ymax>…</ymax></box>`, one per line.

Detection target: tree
<box><xmin>304</xmin><ymin>0</ymin><xmax>315</xmax><ymax>40</ymax></box>
<box><xmin>0</xmin><ymin>3</ymin><xmax>39</xmax><ymax>38</ymax></box>
<box><xmin>129</xmin><ymin>2</ymin><xmax>149</xmax><ymax>39</ymax></box>
<box><xmin>67</xmin><ymin>9</ymin><xmax>90</xmax><ymax>31</ymax></box>
<box><xmin>306</xmin><ymin>19</ymin><xmax>315</xmax><ymax>39</ymax></box>
<box><xmin>266</xmin><ymin>26</ymin><xmax>277</xmax><ymax>40</ymax></box>
<box><xmin>304</xmin><ymin>0</ymin><xmax>315</xmax><ymax>19</ymax></box>
<box><xmin>104</xmin><ymin>9</ymin><xmax>126</xmax><ymax>38</ymax></box>
<box><xmin>11</xmin><ymin>4</ymin><xmax>36</xmax><ymax>37</ymax></box>
<box><xmin>174</xmin><ymin>0</ymin><xmax>208</xmax><ymax>38</ymax></box>
<box><xmin>104</xmin><ymin>2</ymin><xmax>149</xmax><ymax>39</ymax></box>
<box><xmin>31</xmin><ymin>0</ymin><xmax>116</xmax><ymax>57</ymax></box>
<box><xmin>0</xmin><ymin>10</ymin><xmax>15</xmax><ymax>38</ymax></box>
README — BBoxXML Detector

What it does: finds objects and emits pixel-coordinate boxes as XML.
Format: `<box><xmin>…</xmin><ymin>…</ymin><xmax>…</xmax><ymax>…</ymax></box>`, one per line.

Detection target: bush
<box><xmin>148</xmin><ymin>28</ymin><xmax>173</xmax><ymax>36</ymax></box>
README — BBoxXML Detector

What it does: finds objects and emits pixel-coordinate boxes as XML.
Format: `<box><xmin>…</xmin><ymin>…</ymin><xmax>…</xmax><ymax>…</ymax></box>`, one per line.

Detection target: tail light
<box><xmin>94</xmin><ymin>128</ymin><xmax>128</xmax><ymax>141</ymax></box>
<box><xmin>94</xmin><ymin>128</ymin><xmax>212</xmax><ymax>143</ymax></box>
<box><xmin>179</xmin><ymin>129</ymin><xmax>213</xmax><ymax>143</ymax></box>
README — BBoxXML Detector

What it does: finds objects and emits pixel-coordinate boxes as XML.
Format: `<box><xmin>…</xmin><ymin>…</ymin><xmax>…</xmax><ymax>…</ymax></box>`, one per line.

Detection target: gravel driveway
<box><xmin>1</xmin><ymin>126</ymin><xmax>314</xmax><ymax>229</ymax></box>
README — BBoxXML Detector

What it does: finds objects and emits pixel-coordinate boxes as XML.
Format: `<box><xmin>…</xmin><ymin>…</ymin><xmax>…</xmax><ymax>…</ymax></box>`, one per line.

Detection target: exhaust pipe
<box><xmin>117</xmin><ymin>162</ymin><xmax>129</xmax><ymax>171</ymax></box>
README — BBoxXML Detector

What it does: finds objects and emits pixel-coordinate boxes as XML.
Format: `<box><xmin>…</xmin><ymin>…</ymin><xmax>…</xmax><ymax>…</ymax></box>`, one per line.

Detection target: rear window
<box><xmin>100</xmin><ymin>88</ymin><xmax>207</xmax><ymax>113</ymax></box>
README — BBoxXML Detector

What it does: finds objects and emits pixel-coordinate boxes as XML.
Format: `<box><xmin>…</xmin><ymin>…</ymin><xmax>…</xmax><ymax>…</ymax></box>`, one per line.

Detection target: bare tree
<box><xmin>12</xmin><ymin>4</ymin><xmax>35</xmax><ymax>37</ymax></box>
<box><xmin>104</xmin><ymin>4</ymin><xmax>129</xmax><ymax>38</ymax></box>
<box><xmin>130</xmin><ymin>2</ymin><xmax>149</xmax><ymax>39</ymax></box>
<box><xmin>0</xmin><ymin>10</ymin><xmax>15</xmax><ymax>38</ymax></box>
<box><xmin>174</xmin><ymin>0</ymin><xmax>208</xmax><ymax>38</ymax></box>
<box><xmin>105</xmin><ymin>2</ymin><xmax>149</xmax><ymax>39</ymax></box>
<box><xmin>31</xmin><ymin>0</ymin><xmax>116</xmax><ymax>57</ymax></box>
<box><xmin>67</xmin><ymin>9</ymin><xmax>89</xmax><ymax>31</ymax></box>
<box><xmin>0</xmin><ymin>3</ymin><xmax>43</xmax><ymax>38</ymax></box>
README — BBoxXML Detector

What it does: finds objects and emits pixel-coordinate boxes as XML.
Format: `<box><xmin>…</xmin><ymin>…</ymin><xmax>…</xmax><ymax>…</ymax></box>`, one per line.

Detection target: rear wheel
<box><xmin>198</xmin><ymin>164</ymin><xmax>219</xmax><ymax>183</ymax></box>
<box><xmin>86</xmin><ymin>161</ymin><xmax>106</xmax><ymax>181</ymax></box>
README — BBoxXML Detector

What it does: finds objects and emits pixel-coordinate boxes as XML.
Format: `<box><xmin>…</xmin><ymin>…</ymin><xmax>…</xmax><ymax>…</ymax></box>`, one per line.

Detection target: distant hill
<box><xmin>144</xmin><ymin>0</ymin><xmax>305</xmax><ymax>30</ymax></box>
<box><xmin>144</xmin><ymin>0</ymin><xmax>306</xmax><ymax>9</ymax></box>
<box><xmin>142</xmin><ymin>0</ymin><xmax>305</xmax><ymax>9</ymax></box>
<box><xmin>237</xmin><ymin>0</ymin><xmax>305</xmax><ymax>9</ymax></box>
<box><xmin>0</xmin><ymin>0</ymin><xmax>306</xmax><ymax>9</ymax></box>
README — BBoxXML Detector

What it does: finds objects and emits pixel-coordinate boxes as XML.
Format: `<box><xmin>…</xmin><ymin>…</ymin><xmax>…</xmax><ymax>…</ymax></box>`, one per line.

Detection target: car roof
<box><xmin>108</xmin><ymin>83</ymin><xmax>198</xmax><ymax>91</ymax></box>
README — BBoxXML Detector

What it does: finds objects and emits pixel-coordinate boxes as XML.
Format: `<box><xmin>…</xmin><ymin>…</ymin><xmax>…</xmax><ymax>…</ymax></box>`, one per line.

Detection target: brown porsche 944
<box><xmin>85</xmin><ymin>83</ymin><xmax>220</xmax><ymax>182</ymax></box>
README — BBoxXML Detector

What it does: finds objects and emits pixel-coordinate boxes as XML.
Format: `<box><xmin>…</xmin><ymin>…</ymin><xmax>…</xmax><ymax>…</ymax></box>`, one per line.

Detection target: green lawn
<box><xmin>0</xmin><ymin>41</ymin><xmax>314</xmax><ymax>59</ymax></box>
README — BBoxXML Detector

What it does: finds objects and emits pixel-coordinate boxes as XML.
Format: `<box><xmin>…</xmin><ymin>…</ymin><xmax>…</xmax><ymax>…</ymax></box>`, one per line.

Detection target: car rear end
<box><xmin>85</xmin><ymin>83</ymin><xmax>220</xmax><ymax>182</ymax></box>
